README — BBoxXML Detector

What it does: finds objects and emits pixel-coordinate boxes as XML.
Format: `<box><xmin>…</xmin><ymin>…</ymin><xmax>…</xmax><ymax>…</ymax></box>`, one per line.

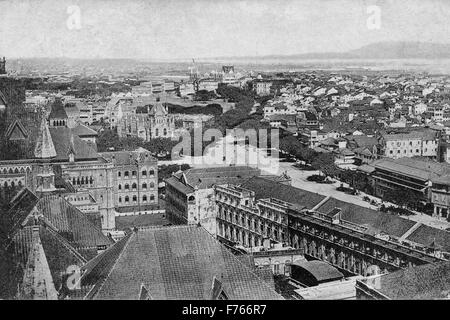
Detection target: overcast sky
<box><xmin>0</xmin><ymin>0</ymin><xmax>449</xmax><ymax>60</ymax></box>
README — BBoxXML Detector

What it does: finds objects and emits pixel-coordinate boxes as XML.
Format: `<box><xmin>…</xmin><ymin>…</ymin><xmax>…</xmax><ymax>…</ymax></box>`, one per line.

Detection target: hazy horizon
<box><xmin>1</xmin><ymin>0</ymin><xmax>450</xmax><ymax>60</ymax></box>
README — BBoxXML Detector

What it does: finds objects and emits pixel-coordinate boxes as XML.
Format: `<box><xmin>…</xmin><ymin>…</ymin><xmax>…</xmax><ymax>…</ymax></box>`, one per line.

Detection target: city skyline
<box><xmin>1</xmin><ymin>0</ymin><xmax>450</xmax><ymax>60</ymax></box>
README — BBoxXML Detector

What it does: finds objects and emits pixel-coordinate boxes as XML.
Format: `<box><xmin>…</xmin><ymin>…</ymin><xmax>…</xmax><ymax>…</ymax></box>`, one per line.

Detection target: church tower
<box><xmin>34</xmin><ymin>116</ymin><xmax>57</xmax><ymax>195</ymax></box>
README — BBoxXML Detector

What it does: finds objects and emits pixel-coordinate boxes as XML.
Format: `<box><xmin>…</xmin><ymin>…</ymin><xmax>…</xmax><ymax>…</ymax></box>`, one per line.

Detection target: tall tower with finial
<box><xmin>0</xmin><ymin>57</ymin><xmax>6</xmax><ymax>75</ymax></box>
<box><xmin>34</xmin><ymin>115</ymin><xmax>57</xmax><ymax>195</ymax></box>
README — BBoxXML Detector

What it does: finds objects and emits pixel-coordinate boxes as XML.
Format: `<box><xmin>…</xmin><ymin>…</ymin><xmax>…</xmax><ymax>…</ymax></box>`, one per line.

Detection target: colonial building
<box><xmin>213</xmin><ymin>177</ymin><xmax>448</xmax><ymax>278</ymax></box>
<box><xmin>215</xmin><ymin>184</ymin><xmax>291</xmax><ymax>247</ymax></box>
<box><xmin>117</xmin><ymin>100</ymin><xmax>176</xmax><ymax>140</ymax></box>
<box><xmin>378</xmin><ymin>129</ymin><xmax>439</xmax><ymax>159</ymax></box>
<box><xmin>0</xmin><ymin>97</ymin><xmax>116</xmax><ymax>232</ymax></box>
<box><xmin>100</xmin><ymin>148</ymin><xmax>158</xmax><ymax>216</ymax></box>
<box><xmin>164</xmin><ymin>166</ymin><xmax>262</xmax><ymax>234</ymax></box>
<box><xmin>359</xmin><ymin>157</ymin><xmax>450</xmax><ymax>210</ymax></box>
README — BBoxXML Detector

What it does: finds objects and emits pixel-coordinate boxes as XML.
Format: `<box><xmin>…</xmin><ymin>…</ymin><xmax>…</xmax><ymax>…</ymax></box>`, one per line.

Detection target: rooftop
<box><xmin>81</xmin><ymin>225</ymin><xmax>283</xmax><ymax>300</ymax></box>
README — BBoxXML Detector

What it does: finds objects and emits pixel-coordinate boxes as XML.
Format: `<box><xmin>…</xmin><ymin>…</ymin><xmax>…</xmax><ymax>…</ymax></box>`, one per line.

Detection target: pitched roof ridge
<box><xmin>86</xmin><ymin>232</ymin><xmax>133</xmax><ymax>299</ymax></box>
<box><xmin>201</xmin><ymin>227</ymin><xmax>282</xmax><ymax>298</ymax></box>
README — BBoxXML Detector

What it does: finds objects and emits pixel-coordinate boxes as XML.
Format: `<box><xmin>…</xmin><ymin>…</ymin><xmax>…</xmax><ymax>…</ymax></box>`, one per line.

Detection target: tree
<box><xmin>311</xmin><ymin>153</ymin><xmax>336</xmax><ymax>177</ymax></box>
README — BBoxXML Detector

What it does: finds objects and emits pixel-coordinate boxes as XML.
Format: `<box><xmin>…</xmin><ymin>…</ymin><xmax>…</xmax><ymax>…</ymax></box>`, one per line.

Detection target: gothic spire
<box><xmin>34</xmin><ymin>116</ymin><xmax>57</xmax><ymax>159</ymax></box>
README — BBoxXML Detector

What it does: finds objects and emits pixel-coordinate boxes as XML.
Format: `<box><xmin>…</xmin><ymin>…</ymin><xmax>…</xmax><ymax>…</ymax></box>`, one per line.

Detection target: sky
<box><xmin>0</xmin><ymin>0</ymin><xmax>450</xmax><ymax>60</ymax></box>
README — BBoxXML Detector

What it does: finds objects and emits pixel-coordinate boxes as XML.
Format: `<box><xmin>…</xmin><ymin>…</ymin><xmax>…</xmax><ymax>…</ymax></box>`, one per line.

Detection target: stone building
<box><xmin>100</xmin><ymin>148</ymin><xmax>158</xmax><ymax>215</ymax></box>
<box><xmin>164</xmin><ymin>166</ymin><xmax>262</xmax><ymax>234</ymax></box>
<box><xmin>117</xmin><ymin>100</ymin><xmax>176</xmax><ymax>141</ymax></box>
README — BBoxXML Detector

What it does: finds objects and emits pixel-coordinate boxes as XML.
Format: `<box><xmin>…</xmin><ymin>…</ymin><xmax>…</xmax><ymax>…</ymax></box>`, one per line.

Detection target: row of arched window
<box><xmin>1</xmin><ymin>167</ymin><xmax>29</xmax><ymax>174</ymax></box>
<box><xmin>118</xmin><ymin>169</ymin><xmax>155</xmax><ymax>178</ymax></box>
<box><xmin>2</xmin><ymin>180</ymin><xmax>23</xmax><ymax>188</ymax></box>
<box><xmin>118</xmin><ymin>182</ymin><xmax>155</xmax><ymax>190</ymax></box>
<box><xmin>118</xmin><ymin>194</ymin><xmax>155</xmax><ymax>203</ymax></box>
<box><xmin>72</xmin><ymin>176</ymin><xmax>94</xmax><ymax>186</ymax></box>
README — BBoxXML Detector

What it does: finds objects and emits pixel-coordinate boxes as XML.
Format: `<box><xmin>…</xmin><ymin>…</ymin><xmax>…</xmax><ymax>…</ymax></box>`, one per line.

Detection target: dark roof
<box><xmin>240</xmin><ymin>177</ymin><xmax>326</xmax><ymax>210</ymax></box>
<box><xmin>72</xmin><ymin>124</ymin><xmax>98</xmax><ymax>137</ymax></box>
<box><xmin>100</xmin><ymin>148</ymin><xmax>156</xmax><ymax>165</ymax></box>
<box><xmin>115</xmin><ymin>213</ymin><xmax>170</xmax><ymax>230</ymax></box>
<box><xmin>49</xmin><ymin>99</ymin><xmax>68</xmax><ymax>119</ymax></box>
<box><xmin>86</xmin><ymin>225</ymin><xmax>282</xmax><ymax>300</ymax></box>
<box><xmin>49</xmin><ymin>127</ymin><xmax>98</xmax><ymax>161</ymax></box>
<box><xmin>292</xmin><ymin>260</ymin><xmax>344</xmax><ymax>282</ymax></box>
<box><xmin>373</xmin><ymin>261</ymin><xmax>450</xmax><ymax>299</ymax></box>
<box><xmin>316</xmin><ymin>198</ymin><xmax>416</xmax><ymax>238</ymax></box>
<box><xmin>36</xmin><ymin>195</ymin><xmax>113</xmax><ymax>257</ymax></box>
<box><xmin>405</xmin><ymin>224</ymin><xmax>450</xmax><ymax>253</ymax></box>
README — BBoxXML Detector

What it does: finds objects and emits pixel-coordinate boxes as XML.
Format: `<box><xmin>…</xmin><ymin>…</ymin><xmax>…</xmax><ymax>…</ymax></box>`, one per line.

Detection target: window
<box><xmin>163</xmin><ymin>128</ymin><xmax>167</xmax><ymax>136</ymax></box>
<box><xmin>143</xmin><ymin>195</ymin><xmax>147</xmax><ymax>202</ymax></box>
<box><xmin>149</xmin><ymin>169</ymin><xmax>155</xmax><ymax>176</ymax></box>
<box><xmin>118</xmin><ymin>184</ymin><xmax>122</xmax><ymax>190</ymax></box>
<box><xmin>125</xmin><ymin>184</ymin><xmax>130</xmax><ymax>190</ymax></box>
<box><xmin>132</xmin><ymin>171</ymin><xmax>137</xmax><ymax>177</ymax></box>
<box><xmin>142</xmin><ymin>183</ymin><xmax>147</xmax><ymax>189</ymax></box>
<box><xmin>119</xmin><ymin>197</ymin><xmax>122</xmax><ymax>203</ymax></box>
<box><xmin>124</xmin><ymin>171</ymin><xmax>129</xmax><ymax>177</ymax></box>
<box><xmin>118</xmin><ymin>172</ymin><xmax>121</xmax><ymax>177</ymax></box>
<box><xmin>150</xmin><ymin>182</ymin><xmax>155</xmax><ymax>189</ymax></box>
<box><xmin>142</xmin><ymin>170</ymin><xmax>147</xmax><ymax>176</ymax></box>
<box><xmin>125</xmin><ymin>196</ymin><xmax>129</xmax><ymax>203</ymax></box>
<box><xmin>155</xmin><ymin>129</ymin><xmax>159</xmax><ymax>136</ymax></box>
<box><xmin>133</xmin><ymin>195</ymin><xmax>137</xmax><ymax>202</ymax></box>
<box><xmin>150</xmin><ymin>195</ymin><xmax>155</xmax><ymax>202</ymax></box>
<box><xmin>132</xmin><ymin>183</ymin><xmax>137</xmax><ymax>189</ymax></box>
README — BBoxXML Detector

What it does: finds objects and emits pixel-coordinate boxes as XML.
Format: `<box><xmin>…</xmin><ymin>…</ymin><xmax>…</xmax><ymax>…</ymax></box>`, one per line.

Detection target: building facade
<box><xmin>100</xmin><ymin>149</ymin><xmax>158</xmax><ymax>215</ymax></box>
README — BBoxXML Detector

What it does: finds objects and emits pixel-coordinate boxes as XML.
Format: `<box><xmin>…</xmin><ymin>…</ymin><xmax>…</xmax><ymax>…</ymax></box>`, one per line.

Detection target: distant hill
<box><xmin>211</xmin><ymin>41</ymin><xmax>450</xmax><ymax>61</ymax></box>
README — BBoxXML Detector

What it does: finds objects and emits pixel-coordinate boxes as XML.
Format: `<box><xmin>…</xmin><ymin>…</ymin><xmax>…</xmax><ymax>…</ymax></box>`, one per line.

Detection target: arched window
<box><xmin>150</xmin><ymin>194</ymin><xmax>155</xmax><ymax>202</ymax></box>
<box><xmin>149</xmin><ymin>169</ymin><xmax>155</xmax><ymax>176</ymax></box>
<box><xmin>132</xmin><ymin>171</ymin><xmax>137</xmax><ymax>177</ymax></box>
<box><xmin>77</xmin><ymin>177</ymin><xmax>80</xmax><ymax>185</ymax></box>
<box><xmin>90</xmin><ymin>176</ymin><xmax>94</xmax><ymax>184</ymax></box>
<box><xmin>150</xmin><ymin>182</ymin><xmax>155</xmax><ymax>189</ymax></box>
<box><xmin>118</xmin><ymin>171</ymin><xmax>121</xmax><ymax>177</ymax></box>
<box><xmin>143</xmin><ymin>195</ymin><xmax>147</xmax><ymax>202</ymax></box>
<box><xmin>125</xmin><ymin>184</ymin><xmax>129</xmax><ymax>190</ymax></box>
<box><xmin>18</xmin><ymin>180</ymin><xmax>22</xmax><ymax>187</ymax></box>
<box><xmin>72</xmin><ymin>177</ymin><xmax>76</xmax><ymax>185</ymax></box>
<box><xmin>163</xmin><ymin>128</ymin><xmax>167</xmax><ymax>136</ymax></box>
<box><xmin>132</xmin><ymin>183</ymin><xmax>137</xmax><ymax>189</ymax></box>
<box><xmin>132</xmin><ymin>195</ymin><xmax>137</xmax><ymax>202</ymax></box>
<box><xmin>142</xmin><ymin>170</ymin><xmax>147</xmax><ymax>176</ymax></box>
<box><xmin>118</xmin><ymin>184</ymin><xmax>122</xmax><ymax>190</ymax></box>
<box><xmin>14</xmin><ymin>168</ymin><xmax>19</xmax><ymax>173</ymax></box>
<box><xmin>124</xmin><ymin>171</ymin><xmax>129</xmax><ymax>177</ymax></box>
<box><xmin>125</xmin><ymin>196</ymin><xmax>129</xmax><ymax>203</ymax></box>
<box><xmin>119</xmin><ymin>197</ymin><xmax>122</xmax><ymax>203</ymax></box>
<box><xmin>142</xmin><ymin>183</ymin><xmax>147</xmax><ymax>189</ymax></box>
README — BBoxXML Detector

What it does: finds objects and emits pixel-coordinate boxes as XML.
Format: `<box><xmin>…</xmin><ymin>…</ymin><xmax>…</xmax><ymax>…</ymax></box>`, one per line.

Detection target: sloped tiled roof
<box><xmin>316</xmin><ymin>197</ymin><xmax>416</xmax><ymax>238</ymax></box>
<box><xmin>36</xmin><ymin>195</ymin><xmax>113</xmax><ymax>256</ymax></box>
<box><xmin>100</xmin><ymin>148</ymin><xmax>156</xmax><ymax>165</ymax></box>
<box><xmin>372</xmin><ymin>261</ymin><xmax>450</xmax><ymax>299</ymax></box>
<box><xmin>88</xmin><ymin>225</ymin><xmax>282</xmax><ymax>300</ymax></box>
<box><xmin>372</xmin><ymin>157</ymin><xmax>450</xmax><ymax>182</ymax></box>
<box><xmin>49</xmin><ymin>99</ymin><xmax>68</xmax><ymax>119</ymax></box>
<box><xmin>72</xmin><ymin>124</ymin><xmax>98</xmax><ymax>137</ymax></box>
<box><xmin>174</xmin><ymin>166</ymin><xmax>261</xmax><ymax>190</ymax></box>
<box><xmin>240</xmin><ymin>176</ymin><xmax>326</xmax><ymax>210</ymax></box>
<box><xmin>405</xmin><ymin>224</ymin><xmax>450</xmax><ymax>253</ymax></box>
<box><xmin>49</xmin><ymin>127</ymin><xmax>98</xmax><ymax>161</ymax></box>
